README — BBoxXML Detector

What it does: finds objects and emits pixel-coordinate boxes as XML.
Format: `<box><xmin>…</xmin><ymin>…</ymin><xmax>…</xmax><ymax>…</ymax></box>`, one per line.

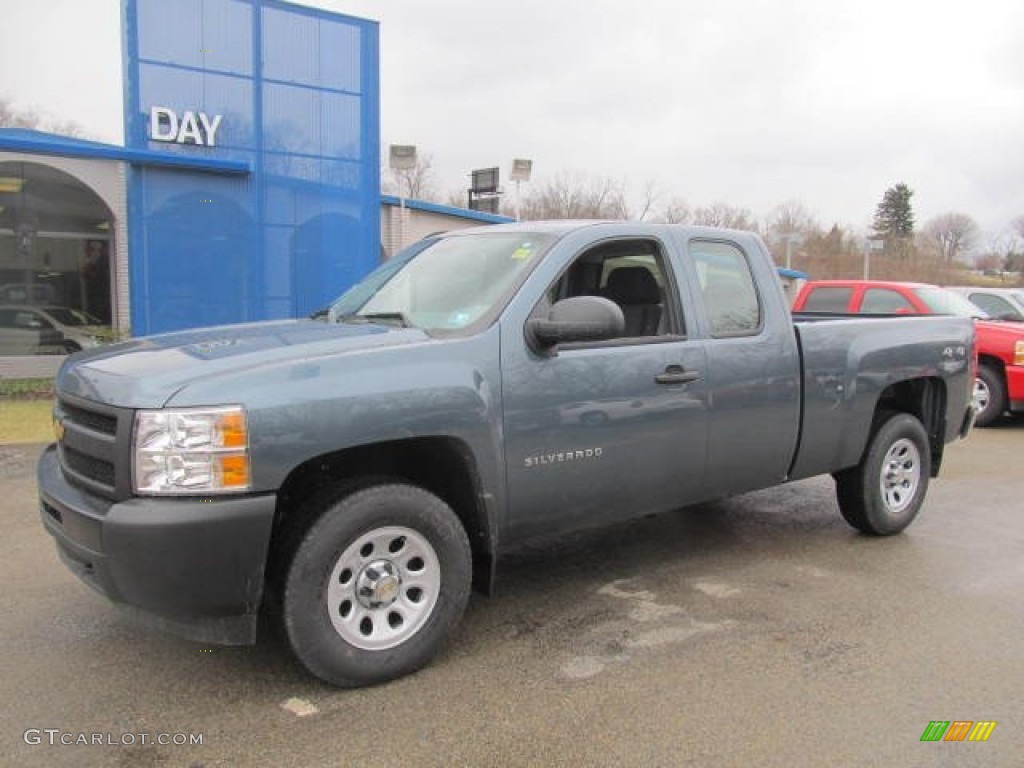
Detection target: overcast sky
<box><xmin>3</xmin><ymin>0</ymin><xmax>1023</xmax><ymax>243</ymax></box>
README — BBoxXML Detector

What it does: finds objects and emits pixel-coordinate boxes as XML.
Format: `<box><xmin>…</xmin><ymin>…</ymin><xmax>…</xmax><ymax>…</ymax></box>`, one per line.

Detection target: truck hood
<box><xmin>975</xmin><ymin>319</ymin><xmax>1024</xmax><ymax>338</ymax></box>
<box><xmin>56</xmin><ymin>319</ymin><xmax>430</xmax><ymax>408</ymax></box>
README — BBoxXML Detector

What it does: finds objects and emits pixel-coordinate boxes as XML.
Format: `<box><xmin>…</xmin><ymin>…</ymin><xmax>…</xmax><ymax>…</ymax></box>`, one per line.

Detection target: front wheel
<box><xmin>282</xmin><ymin>483</ymin><xmax>471</xmax><ymax>687</ymax></box>
<box><xmin>834</xmin><ymin>412</ymin><xmax>931</xmax><ymax>535</ymax></box>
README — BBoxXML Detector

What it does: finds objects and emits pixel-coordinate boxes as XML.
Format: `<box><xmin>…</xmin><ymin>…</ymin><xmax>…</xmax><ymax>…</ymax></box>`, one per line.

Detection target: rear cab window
<box><xmin>690</xmin><ymin>241</ymin><xmax>762</xmax><ymax>337</ymax></box>
<box><xmin>800</xmin><ymin>286</ymin><xmax>853</xmax><ymax>312</ymax></box>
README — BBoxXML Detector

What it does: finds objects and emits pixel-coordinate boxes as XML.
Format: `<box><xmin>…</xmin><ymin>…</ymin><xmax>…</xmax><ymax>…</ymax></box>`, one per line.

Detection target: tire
<box><xmin>282</xmin><ymin>483</ymin><xmax>471</xmax><ymax>687</ymax></box>
<box><xmin>834</xmin><ymin>412</ymin><xmax>931</xmax><ymax>535</ymax></box>
<box><xmin>972</xmin><ymin>365</ymin><xmax>1006</xmax><ymax>428</ymax></box>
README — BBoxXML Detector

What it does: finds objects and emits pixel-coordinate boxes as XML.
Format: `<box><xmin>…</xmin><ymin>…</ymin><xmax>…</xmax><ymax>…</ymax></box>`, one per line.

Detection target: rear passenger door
<box><xmin>678</xmin><ymin>238</ymin><xmax>801</xmax><ymax>498</ymax></box>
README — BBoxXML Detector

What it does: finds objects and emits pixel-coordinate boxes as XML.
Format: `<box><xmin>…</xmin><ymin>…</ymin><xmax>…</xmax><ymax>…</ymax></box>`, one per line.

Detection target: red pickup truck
<box><xmin>793</xmin><ymin>280</ymin><xmax>1024</xmax><ymax>427</ymax></box>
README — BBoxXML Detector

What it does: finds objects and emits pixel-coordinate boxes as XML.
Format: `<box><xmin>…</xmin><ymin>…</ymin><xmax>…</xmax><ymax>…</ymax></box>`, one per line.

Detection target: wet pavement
<box><xmin>2</xmin><ymin>420</ymin><xmax>1022</xmax><ymax>767</ymax></box>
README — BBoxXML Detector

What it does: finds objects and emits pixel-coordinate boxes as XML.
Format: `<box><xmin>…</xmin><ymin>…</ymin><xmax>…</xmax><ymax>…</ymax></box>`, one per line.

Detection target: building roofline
<box><xmin>380</xmin><ymin>194</ymin><xmax>514</xmax><ymax>224</ymax></box>
<box><xmin>0</xmin><ymin>128</ymin><xmax>250</xmax><ymax>175</ymax></box>
<box><xmin>777</xmin><ymin>267</ymin><xmax>809</xmax><ymax>279</ymax></box>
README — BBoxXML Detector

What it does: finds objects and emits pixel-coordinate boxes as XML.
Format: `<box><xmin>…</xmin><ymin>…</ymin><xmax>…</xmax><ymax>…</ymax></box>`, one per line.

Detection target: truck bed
<box><xmin>789</xmin><ymin>313</ymin><xmax>974</xmax><ymax>481</ymax></box>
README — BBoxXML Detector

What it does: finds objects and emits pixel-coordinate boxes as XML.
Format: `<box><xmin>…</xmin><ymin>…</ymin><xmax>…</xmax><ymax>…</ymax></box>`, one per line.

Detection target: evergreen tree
<box><xmin>872</xmin><ymin>183</ymin><xmax>915</xmax><ymax>240</ymax></box>
<box><xmin>872</xmin><ymin>183</ymin><xmax>915</xmax><ymax>259</ymax></box>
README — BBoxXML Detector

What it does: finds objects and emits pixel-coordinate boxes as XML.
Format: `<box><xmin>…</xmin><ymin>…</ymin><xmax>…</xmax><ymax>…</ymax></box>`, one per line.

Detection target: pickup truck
<box><xmin>792</xmin><ymin>279</ymin><xmax>1024</xmax><ymax>427</ymax></box>
<box><xmin>39</xmin><ymin>222</ymin><xmax>975</xmax><ymax>687</ymax></box>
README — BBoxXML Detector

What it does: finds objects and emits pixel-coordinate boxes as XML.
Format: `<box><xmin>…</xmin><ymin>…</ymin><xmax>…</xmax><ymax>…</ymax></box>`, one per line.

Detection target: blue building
<box><xmin>0</xmin><ymin>0</ymin><xmax>509</xmax><ymax>375</ymax></box>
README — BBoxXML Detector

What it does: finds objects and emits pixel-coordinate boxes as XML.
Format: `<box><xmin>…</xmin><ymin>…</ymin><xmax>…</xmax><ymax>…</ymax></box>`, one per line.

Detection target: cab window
<box><xmin>543</xmin><ymin>239</ymin><xmax>680</xmax><ymax>339</ymax></box>
<box><xmin>970</xmin><ymin>293</ymin><xmax>1023</xmax><ymax>321</ymax></box>
<box><xmin>860</xmin><ymin>288</ymin><xmax>915</xmax><ymax>314</ymax></box>
<box><xmin>691</xmin><ymin>241</ymin><xmax>762</xmax><ymax>336</ymax></box>
<box><xmin>801</xmin><ymin>286</ymin><xmax>853</xmax><ymax>312</ymax></box>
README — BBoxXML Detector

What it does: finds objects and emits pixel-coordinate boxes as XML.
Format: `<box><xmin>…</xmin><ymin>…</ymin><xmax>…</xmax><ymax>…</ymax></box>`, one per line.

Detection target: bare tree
<box><xmin>0</xmin><ymin>96</ymin><xmax>89</xmax><ymax>137</ymax></box>
<box><xmin>0</xmin><ymin>97</ymin><xmax>40</xmax><ymax>128</ymax></box>
<box><xmin>980</xmin><ymin>232</ymin><xmax>1024</xmax><ymax>279</ymax></box>
<box><xmin>923</xmin><ymin>212</ymin><xmax>979</xmax><ymax>264</ymax></box>
<box><xmin>692</xmin><ymin>202</ymin><xmax>757</xmax><ymax>231</ymax></box>
<box><xmin>633</xmin><ymin>179</ymin><xmax>661</xmax><ymax>221</ymax></box>
<box><xmin>382</xmin><ymin>152</ymin><xmax>437</xmax><ymax>201</ymax></box>
<box><xmin>974</xmin><ymin>252</ymin><xmax>1003</xmax><ymax>273</ymax></box>
<box><xmin>765</xmin><ymin>200</ymin><xmax>819</xmax><ymax>242</ymax></box>
<box><xmin>519</xmin><ymin>172</ymin><xmax>628</xmax><ymax>220</ymax></box>
<box><xmin>762</xmin><ymin>200</ymin><xmax>821</xmax><ymax>267</ymax></box>
<box><xmin>444</xmin><ymin>188</ymin><xmax>469</xmax><ymax>209</ymax></box>
<box><xmin>659</xmin><ymin>196</ymin><xmax>692</xmax><ymax>224</ymax></box>
<box><xmin>1010</xmin><ymin>215</ymin><xmax>1024</xmax><ymax>243</ymax></box>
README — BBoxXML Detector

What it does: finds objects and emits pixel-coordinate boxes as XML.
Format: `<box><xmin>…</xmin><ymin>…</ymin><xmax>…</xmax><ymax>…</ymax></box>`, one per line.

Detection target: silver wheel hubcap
<box><xmin>973</xmin><ymin>377</ymin><xmax>990</xmax><ymax>413</ymax></box>
<box><xmin>879</xmin><ymin>438</ymin><xmax>921</xmax><ymax>514</ymax></box>
<box><xmin>327</xmin><ymin>526</ymin><xmax>441</xmax><ymax>651</ymax></box>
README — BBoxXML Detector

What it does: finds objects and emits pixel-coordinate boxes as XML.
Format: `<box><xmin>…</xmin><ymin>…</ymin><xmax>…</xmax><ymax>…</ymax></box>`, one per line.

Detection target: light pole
<box><xmin>388</xmin><ymin>144</ymin><xmax>417</xmax><ymax>253</ymax></box>
<box><xmin>509</xmin><ymin>158</ymin><xmax>532</xmax><ymax>221</ymax></box>
<box><xmin>862</xmin><ymin>237</ymin><xmax>884</xmax><ymax>279</ymax></box>
<box><xmin>780</xmin><ymin>233</ymin><xmax>803</xmax><ymax>270</ymax></box>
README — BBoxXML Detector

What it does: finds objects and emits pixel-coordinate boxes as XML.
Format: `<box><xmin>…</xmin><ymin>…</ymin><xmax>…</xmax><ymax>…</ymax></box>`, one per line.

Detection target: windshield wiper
<box><xmin>339</xmin><ymin>312</ymin><xmax>412</xmax><ymax>328</ymax></box>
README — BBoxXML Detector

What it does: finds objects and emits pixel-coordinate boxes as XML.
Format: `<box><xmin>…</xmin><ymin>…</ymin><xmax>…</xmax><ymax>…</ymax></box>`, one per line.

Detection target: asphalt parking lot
<box><xmin>2</xmin><ymin>420</ymin><xmax>1022</xmax><ymax>767</ymax></box>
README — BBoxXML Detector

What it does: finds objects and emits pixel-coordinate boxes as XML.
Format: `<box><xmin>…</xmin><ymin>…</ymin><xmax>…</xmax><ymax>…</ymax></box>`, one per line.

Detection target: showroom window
<box><xmin>0</xmin><ymin>162</ymin><xmax>113</xmax><ymax>355</ymax></box>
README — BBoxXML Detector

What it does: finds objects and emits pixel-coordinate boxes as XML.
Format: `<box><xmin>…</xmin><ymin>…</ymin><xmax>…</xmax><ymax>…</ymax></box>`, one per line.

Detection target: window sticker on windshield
<box><xmin>511</xmin><ymin>243</ymin><xmax>535</xmax><ymax>261</ymax></box>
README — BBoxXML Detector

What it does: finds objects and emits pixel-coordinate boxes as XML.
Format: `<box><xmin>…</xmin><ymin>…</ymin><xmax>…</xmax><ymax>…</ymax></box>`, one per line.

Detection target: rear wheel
<box><xmin>834</xmin><ymin>412</ymin><xmax>931</xmax><ymax>535</ymax></box>
<box><xmin>972</xmin><ymin>364</ymin><xmax>1005</xmax><ymax>428</ymax></box>
<box><xmin>282</xmin><ymin>483</ymin><xmax>471</xmax><ymax>687</ymax></box>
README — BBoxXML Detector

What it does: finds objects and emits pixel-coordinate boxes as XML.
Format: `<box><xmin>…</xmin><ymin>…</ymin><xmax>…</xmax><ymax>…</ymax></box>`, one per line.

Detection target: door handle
<box><xmin>655</xmin><ymin>365</ymin><xmax>701</xmax><ymax>385</ymax></box>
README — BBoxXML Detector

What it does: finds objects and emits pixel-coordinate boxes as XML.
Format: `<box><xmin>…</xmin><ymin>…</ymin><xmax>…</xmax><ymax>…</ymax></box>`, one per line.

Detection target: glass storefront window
<box><xmin>0</xmin><ymin>162</ymin><xmax>113</xmax><ymax>355</ymax></box>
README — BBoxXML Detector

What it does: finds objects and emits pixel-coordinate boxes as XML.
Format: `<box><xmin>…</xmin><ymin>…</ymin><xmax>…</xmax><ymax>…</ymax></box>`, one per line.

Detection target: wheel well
<box><xmin>874</xmin><ymin>377</ymin><xmax>946</xmax><ymax>475</ymax></box>
<box><xmin>271</xmin><ymin>438</ymin><xmax>493</xmax><ymax>591</ymax></box>
<box><xmin>977</xmin><ymin>354</ymin><xmax>1005</xmax><ymax>377</ymax></box>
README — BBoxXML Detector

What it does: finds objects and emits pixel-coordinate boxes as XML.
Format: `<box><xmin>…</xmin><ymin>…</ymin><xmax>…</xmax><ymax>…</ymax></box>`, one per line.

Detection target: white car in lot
<box><xmin>946</xmin><ymin>286</ymin><xmax>1024</xmax><ymax>323</ymax></box>
<box><xmin>0</xmin><ymin>305</ymin><xmax>110</xmax><ymax>354</ymax></box>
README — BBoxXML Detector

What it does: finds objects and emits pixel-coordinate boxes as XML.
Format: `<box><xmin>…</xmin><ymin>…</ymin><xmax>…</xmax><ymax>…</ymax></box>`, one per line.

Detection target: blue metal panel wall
<box><xmin>123</xmin><ymin>0</ymin><xmax>379</xmax><ymax>334</ymax></box>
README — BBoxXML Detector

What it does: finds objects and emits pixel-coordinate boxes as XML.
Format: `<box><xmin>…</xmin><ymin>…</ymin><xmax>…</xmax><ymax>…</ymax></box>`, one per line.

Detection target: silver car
<box><xmin>0</xmin><ymin>305</ymin><xmax>110</xmax><ymax>354</ymax></box>
<box><xmin>946</xmin><ymin>286</ymin><xmax>1024</xmax><ymax>322</ymax></box>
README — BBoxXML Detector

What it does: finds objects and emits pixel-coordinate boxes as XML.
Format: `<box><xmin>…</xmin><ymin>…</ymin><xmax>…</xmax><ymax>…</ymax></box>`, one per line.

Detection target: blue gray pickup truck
<box><xmin>39</xmin><ymin>221</ymin><xmax>976</xmax><ymax>686</ymax></box>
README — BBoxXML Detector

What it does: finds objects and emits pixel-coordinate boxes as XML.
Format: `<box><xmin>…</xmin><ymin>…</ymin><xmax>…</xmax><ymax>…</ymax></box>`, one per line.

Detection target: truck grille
<box><xmin>55</xmin><ymin>395</ymin><xmax>134</xmax><ymax>501</ymax></box>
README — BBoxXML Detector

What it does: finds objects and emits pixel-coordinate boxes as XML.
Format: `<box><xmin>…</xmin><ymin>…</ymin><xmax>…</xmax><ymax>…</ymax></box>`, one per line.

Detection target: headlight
<box><xmin>133</xmin><ymin>406</ymin><xmax>250</xmax><ymax>495</ymax></box>
<box><xmin>1014</xmin><ymin>340</ymin><xmax>1024</xmax><ymax>366</ymax></box>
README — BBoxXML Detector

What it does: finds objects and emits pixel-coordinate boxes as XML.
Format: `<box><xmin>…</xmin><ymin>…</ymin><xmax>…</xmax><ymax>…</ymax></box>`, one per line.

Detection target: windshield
<box><xmin>915</xmin><ymin>287</ymin><xmax>990</xmax><ymax>318</ymax></box>
<box><xmin>332</xmin><ymin>232</ymin><xmax>552</xmax><ymax>332</ymax></box>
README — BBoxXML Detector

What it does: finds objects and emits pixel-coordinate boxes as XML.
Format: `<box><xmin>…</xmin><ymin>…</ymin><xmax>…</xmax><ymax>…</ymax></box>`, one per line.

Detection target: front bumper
<box><xmin>1007</xmin><ymin>364</ymin><xmax>1024</xmax><ymax>413</ymax></box>
<box><xmin>38</xmin><ymin>446</ymin><xmax>276</xmax><ymax>645</ymax></box>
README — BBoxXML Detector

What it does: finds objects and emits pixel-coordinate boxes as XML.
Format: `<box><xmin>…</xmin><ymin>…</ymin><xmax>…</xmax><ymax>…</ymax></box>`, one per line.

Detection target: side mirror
<box><xmin>527</xmin><ymin>296</ymin><xmax>625</xmax><ymax>351</ymax></box>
